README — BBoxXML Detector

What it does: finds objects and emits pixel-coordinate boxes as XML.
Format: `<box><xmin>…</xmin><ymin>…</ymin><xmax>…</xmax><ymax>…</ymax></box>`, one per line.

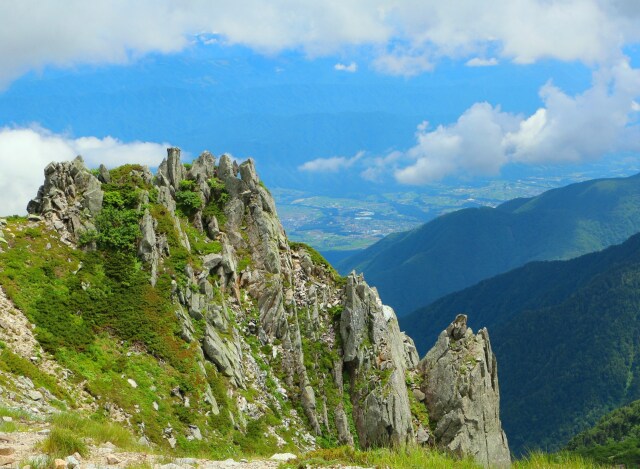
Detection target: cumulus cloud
<box><xmin>0</xmin><ymin>126</ymin><xmax>168</xmax><ymax>215</ymax></box>
<box><xmin>394</xmin><ymin>60</ymin><xmax>640</xmax><ymax>184</ymax></box>
<box><xmin>334</xmin><ymin>62</ymin><xmax>358</xmax><ymax>72</ymax></box>
<box><xmin>466</xmin><ymin>57</ymin><xmax>498</xmax><ymax>67</ymax></box>
<box><xmin>1</xmin><ymin>1</ymin><xmax>640</xmax><ymax>85</ymax></box>
<box><xmin>299</xmin><ymin>151</ymin><xmax>364</xmax><ymax>173</ymax></box>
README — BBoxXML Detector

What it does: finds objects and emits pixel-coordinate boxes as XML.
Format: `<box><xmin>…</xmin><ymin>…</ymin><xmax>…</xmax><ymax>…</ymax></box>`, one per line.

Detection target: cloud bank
<box><xmin>298</xmin><ymin>151</ymin><xmax>364</xmax><ymax>172</ymax></box>
<box><xmin>0</xmin><ymin>127</ymin><xmax>168</xmax><ymax>215</ymax></box>
<box><xmin>395</xmin><ymin>60</ymin><xmax>640</xmax><ymax>183</ymax></box>
<box><xmin>1</xmin><ymin>1</ymin><xmax>640</xmax><ymax>86</ymax></box>
<box><xmin>299</xmin><ymin>60</ymin><xmax>640</xmax><ymax>184</ymax></box>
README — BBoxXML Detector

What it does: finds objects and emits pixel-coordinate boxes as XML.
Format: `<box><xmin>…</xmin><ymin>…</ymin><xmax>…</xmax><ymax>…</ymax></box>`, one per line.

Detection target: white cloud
<box><xmin>1</xmin><ymin>1</ymin><xmax>640</xmax><ymax>85</ymax></box>
<box><xmin>0</xmin><ymin>126</ymin><xmax>168</xmax><ymax>215</ymax></box>
<box><xmin>373</xmin><ymin>49</ymin><xmax>434</xmax><ymax>76</ymax></box>
<box><xmin>360</xmin><ymin>151</ymin><xmax>403</xmax><ymax>182</ymax></box>
<box><xmin>466</xmin><ymin>57</ymin><xmax>498</xmax><ymax>67</ymax></box>
<box><xmin>394</xmin><ymin>60</ymin><xmax>640</xmax><ymax>184</ymax></box>
<box><xmin>334</xmin><ymin>62</ymin><xmax>358</xmax><ymax>72</ymax></box>
<box><xmin>299</xmin><ymin>151</ymin><xmax>364</xmax><ymax>172</ymax></box>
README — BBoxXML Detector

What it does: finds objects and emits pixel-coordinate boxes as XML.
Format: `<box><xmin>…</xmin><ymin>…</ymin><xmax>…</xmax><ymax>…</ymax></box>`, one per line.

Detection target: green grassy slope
<box><xmin>340</xmin><ymin>173</ymin><xmax>640</xmax><ymax>315</ymax></box>
<box><xmin>401</xmin><ymin>232</ymin><xmax>640</xmax><ymax>455</ymax></box>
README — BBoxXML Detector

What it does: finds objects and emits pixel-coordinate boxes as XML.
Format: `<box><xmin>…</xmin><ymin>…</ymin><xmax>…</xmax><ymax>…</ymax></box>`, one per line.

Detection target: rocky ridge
<box><xmin>14</xmin><ymin>148</ymin><xmax>511</xmax><ymax>466</ymax></box>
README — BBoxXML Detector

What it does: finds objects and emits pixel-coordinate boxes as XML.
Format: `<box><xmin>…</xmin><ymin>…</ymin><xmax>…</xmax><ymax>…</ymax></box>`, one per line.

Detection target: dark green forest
<box><xmin>567</xmin><ymin>399</ymin><xmax>640</xmax><ymax>467</ymax></box>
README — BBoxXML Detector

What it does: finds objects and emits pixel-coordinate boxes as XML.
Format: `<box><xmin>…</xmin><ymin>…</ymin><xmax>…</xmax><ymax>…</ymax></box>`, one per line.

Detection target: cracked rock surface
<box><xmin>418</xmin><ymin>314</ymin><xmax>511</xmax><ymax>468</ymax></box>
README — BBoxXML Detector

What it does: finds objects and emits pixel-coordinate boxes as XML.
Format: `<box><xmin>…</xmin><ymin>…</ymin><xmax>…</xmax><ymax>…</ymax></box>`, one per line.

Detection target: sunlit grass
<box><xmin>513</xmin><ymin>450</ymin><xmax>607</xmax><ymax>469</ymax></box>
<box><xmin>48</xmin><ymin>412</ymin><xmax>141</xmax><ymax>451</ymax></box>
<box><xmin>286</xmin><ymin>446</ymin><xmax>609</xmax><ymax>469</ymax></box>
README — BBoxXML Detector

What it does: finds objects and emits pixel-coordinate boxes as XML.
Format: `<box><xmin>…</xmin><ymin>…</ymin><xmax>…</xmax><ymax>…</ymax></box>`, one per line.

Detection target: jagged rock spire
<box><xmin>418</xmin><ymin>314</ymin><xmax>511</xmax><ymax>468</ymax></box>
<box><xmin>27</xmin><ymin>156</ymin><xmax>104</xmax><ymax>242</ymax></box>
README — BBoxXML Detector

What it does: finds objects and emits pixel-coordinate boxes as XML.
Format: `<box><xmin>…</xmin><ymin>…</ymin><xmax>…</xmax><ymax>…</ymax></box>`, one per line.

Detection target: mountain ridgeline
<box><xmin>0</xmin><ymin>150</ymin><xmax>510</xmax><ymax>467</ymax></box>
<box><xmin>339</xmin><ymin>173</ymin><xmax>640</xmax><ymax>315</ymax></box>
<box><xmin>401</xmin><ymin>231</ymin><xmax>640</xmax><ymax>455</ymax></box>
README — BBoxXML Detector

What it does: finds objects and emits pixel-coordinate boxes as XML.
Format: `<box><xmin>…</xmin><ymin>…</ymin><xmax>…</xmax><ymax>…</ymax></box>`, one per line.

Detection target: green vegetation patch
<box><xmin>567</xmin><ymin>399</ymin><xmax>640</xmax><ymax>467</ymax></box>
<box><xmin>288</xmin><ymin>241</ymin><xmax>345</xmax><ymax>285</ymax></box>
<box><xmin>0</xmin><ymin>348</ymin><xmax>69</xmax><ymax>402</ymax></box>
<box><xmin>39</xmin><ymin>427</ymin><xmax>88</xmax><ymax>458</ymax></box>
<box><xmin>286</xmin><ymin>446</ymin><xmax>481</xmax><ymax>469</ymax></box>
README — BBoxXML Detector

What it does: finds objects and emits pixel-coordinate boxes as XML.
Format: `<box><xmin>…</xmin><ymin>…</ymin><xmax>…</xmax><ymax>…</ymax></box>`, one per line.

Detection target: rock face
<box><xmin>340</xmin><ymin>273</ymin><xmax>414</xmax><ymax>447</ymax></box>
<box><xmin>27</xmin><ymin>156</ymin><xmax>103</xmax><ymax>241</ymax></box>
<box><xmin>20</xmin><ymin>148</ymin><xmax>511</xmax><ymax>463</ymax></box>
<box><xmin>418</xmin><ymin>314</ymin><xmax>511</xmax><ymax>468</ymax></box>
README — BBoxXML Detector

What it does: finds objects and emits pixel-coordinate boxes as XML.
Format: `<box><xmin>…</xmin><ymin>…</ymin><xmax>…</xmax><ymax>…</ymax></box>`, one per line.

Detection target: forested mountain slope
<box><xmin>340</xmin><ymin>173</ymin><xmax>640</xmax><ymax>315</ymax></box>
<box><xmin>402</xmin><ymin>232</ymin><xmax>640</xmax><ymax>454</ymax></box>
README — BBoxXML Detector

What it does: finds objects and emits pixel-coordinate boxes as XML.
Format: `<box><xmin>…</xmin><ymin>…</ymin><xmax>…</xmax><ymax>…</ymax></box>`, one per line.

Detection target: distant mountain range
<box><xmin>339</xmin><ymin>172</ymin><xmax>640</xmax><ymax>315</ymax></box>
<box><xmin>401</xmin><ymin>231</ymin><xmax>640</xmax><ymax>454</ymax></box>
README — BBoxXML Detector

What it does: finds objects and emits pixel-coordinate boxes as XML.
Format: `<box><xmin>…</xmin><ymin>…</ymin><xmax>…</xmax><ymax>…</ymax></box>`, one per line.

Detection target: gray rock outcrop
<box><xmin>27</xmin><ymin>156</ymin><xmax>103</xmax><ymax>241</ymax></box>
<box><xmin>340</xmin><ymin>273</ymin><xmax>414</xmax><ymax>448</ymax></box>
<box><xmin>418</xmin><ymin>314</ymin><xmax>511</xmax><ymax>468</ymax></box>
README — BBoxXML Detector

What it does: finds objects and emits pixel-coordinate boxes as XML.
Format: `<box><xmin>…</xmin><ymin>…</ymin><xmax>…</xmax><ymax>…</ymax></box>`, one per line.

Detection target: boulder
<box><xmin>202</xmin><ymin>323</ymin><xmax>245</xmax><ymax>387</ymax></box>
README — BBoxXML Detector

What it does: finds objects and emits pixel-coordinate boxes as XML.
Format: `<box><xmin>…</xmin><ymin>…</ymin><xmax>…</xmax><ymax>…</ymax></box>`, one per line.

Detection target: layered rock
<box><xmin>27</xmin><ymin>156</ymin><xmax>103</xmax><ymax>241</ymax></box>
<box><xmin>418</xmin><ymin>314</ymin><xmax>511</xmax><ymax>468</ymax></box>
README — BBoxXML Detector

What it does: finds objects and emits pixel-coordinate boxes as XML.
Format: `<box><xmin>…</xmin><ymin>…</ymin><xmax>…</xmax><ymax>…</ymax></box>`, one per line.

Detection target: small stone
<box><xmin>0</xmin><ymin>448</ymin><xmax>13</xmax><ymax>456</ymax></box>
<box><xmin>38</xmin><ymin>429</ymin><xmax>50</xmax><ymax>435</ymax></box>
<box><xmin>27</xmin><ymin>215</ymin><xmax>42</xmax><ymax>222</ymax></box>
<box><xmin>188</xmin><ymin>425</ymin><xmax>202</xmax><ymax>441</ymax></box>
<box><xmin>1</xmin><ymin>417</ymin><xmax>12</xmax><ymax>423</ymax></box>
<box><xmin>106</xmin><ymin>454</ymin><xmax>121</xmax><ymax>465</ymax></box>
<box><xmin>137</xmin><ymin>436</ymin><xmax>150</xmax><ymax>447</ymax></box>
<box><xmin>28</xmin><ymin>390</ymin><xmax>43</xmax><ymax>401</ymax></box>
<box><xmin>127</xmin><ymin>378</ymin><xmax>137</xmax><ymax>388</ymax></box>
<box><xmin>54</xmin><ymin>458</ymin><xmax>67</xmax><ymax>469</ymax></box>
<box><xmin>239</xmin><ymin>459</ymin><xmax>248</xmax><ymax>463</ymax></box>
<box><xmin>167</xmin><ymin>436</ymin><xmax>176</xmax><ymax>448</ymax></box>
<box><xmin>219</xmin><ymin>459</ymin><xmax>239</xmax><ymax>467</ymax></box>
<box><xmin>0</xmin><ymin>455</ymin><xmax>15</xmax><ymax>466</ymax></box>
<box><xmin>270</xmin><ymin>453</ymin><xmax>297</xmax><ymax>461</ymax></box>
<box><xmin>72</xmin><ymin>452</ymin><xmax>82</xmax><ymax>461</ymax></box>
<box><xmin>65</xmin><ymin>455</ymin><xmax>80</xmax><ymax>468</ymax></box>
<box><xmin>412</xmin><ymin>388</ymin><xmax>426</xmax><ymax>402</ymax></box>
<box><xmin>416</xmin><ymin>426</ymin><xmax>430</xmax><ymax>445</ymax></box>
<box><xmin>152</xmin><ymin>401</ymin><xmax>159</xmax><ymax>411</ymax></box>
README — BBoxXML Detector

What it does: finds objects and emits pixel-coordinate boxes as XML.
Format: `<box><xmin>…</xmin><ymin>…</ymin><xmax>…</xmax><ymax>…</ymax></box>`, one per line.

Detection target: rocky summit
<box><xmin>0</xmin><ymin>148</ymin><xmax>509</xmax><ymax>467</ymax></box>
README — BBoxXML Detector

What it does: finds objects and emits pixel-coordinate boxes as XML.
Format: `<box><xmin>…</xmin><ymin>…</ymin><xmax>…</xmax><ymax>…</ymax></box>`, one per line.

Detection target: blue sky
<box><xmin>1</xmin><ymin>1</ymin><xmax>639</xmax><ymax>214</ymax></box>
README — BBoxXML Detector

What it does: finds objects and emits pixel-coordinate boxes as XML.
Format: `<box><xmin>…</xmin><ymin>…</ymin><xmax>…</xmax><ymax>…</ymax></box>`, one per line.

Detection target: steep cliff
<box><xmin>0</xmin><ymin>148</ymin><xmax>511</xmax><ymax>466</ymax></box>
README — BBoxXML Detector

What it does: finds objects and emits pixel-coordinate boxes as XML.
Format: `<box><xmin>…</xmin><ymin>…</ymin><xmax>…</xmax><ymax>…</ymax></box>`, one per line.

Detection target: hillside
<box><xmin>567</xmin><ymin>399</ymin><xmax>640</xmax><ymax>467</ymax></box>
<box><xmin>401</xmin><ymin>232</ymin><xmax>640</xmax><ymax>455</ymax></box>
<box><xmin>0</xmin><ymin>150</ymin><xmax>511</xmax><ymax>468</ymax></box>
<box><xmin>339</xmin><ymin>172</ymin><xmax>640</xmax><ymax>315</ymax></box>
